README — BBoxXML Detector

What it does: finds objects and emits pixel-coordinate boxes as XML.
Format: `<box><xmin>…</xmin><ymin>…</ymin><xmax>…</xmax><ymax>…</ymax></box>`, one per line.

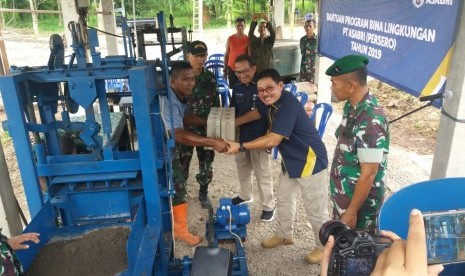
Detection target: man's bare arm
<box><xmin>224</xmin><ymin>37</ymin><xmax>231</xmax><ymax>73</ymax></box>
<box><xmin>183</xmin><ymin>113</ymin><xmax>207</xmax><ymax>127</ymax></box>
<box><xmin>226</xmin><ymin>132</ymin><xmax>283</xmax><ymax>154</ymax></box>
<box><xmin>235</xmin><ymin>109</ymin><xmax>262</xmax><ymax>127</ymax></box>
<box><xmin>174</xmin><ymin>128</ymin><xmax>228</xmax><ymax>152</ymax></box>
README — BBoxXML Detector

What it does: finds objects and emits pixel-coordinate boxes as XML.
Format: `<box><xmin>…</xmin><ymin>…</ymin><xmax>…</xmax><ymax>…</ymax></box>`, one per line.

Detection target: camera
<box><xmin>319</xmin><ymin>220</ymin><xmax>392</xmax><ymax>276</ymax></box>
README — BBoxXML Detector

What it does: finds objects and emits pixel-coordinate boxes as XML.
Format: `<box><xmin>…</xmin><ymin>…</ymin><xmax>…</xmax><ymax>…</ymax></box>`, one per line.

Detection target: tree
<box><xmin>28</xmin><ymin>0</ymin><xmax>39</xmax><ymax>34</ymax></box>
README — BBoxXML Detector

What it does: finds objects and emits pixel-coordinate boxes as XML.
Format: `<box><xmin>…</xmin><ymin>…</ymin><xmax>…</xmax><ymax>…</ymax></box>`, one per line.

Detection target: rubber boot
<box><xmin>173</xmin><ymin>203</ymin><xmax>203</xmax><ymax>246</ymax></box>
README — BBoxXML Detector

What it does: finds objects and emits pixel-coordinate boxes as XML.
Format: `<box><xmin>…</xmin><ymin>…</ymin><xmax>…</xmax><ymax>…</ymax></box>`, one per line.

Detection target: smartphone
<box><xmin>423</xmin><ymin>209</ymin><xmax>465</xmax><ymax>265</ymax></box>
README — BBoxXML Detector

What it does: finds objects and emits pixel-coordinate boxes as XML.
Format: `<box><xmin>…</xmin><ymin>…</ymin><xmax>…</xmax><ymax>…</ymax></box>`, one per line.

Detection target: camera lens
<box><xmin>319</xmin><ymin>220</ymin><xmax>350</xmax><ymax>245</ymax></box>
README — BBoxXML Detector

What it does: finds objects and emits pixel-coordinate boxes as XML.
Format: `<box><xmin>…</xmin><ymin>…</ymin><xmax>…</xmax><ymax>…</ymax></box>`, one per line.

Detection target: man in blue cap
<box><xmin>326</xmin><ymin>55</ymin><xmax>390</xmax><ymax>232</ymax></box>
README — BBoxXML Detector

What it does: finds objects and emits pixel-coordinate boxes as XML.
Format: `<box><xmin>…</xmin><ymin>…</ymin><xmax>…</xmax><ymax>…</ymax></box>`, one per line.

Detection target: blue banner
<box><xmin>319</xmin><ymin>0</ymin><xmax>462</xmax><ymax>102</ymax></box>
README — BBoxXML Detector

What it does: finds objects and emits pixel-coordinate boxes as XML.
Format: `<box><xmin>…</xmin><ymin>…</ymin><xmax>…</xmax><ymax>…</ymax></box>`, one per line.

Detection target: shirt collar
<box><xmin>343</xmin><ymin>92</ymin><xmax>373</xmax><ymax>117</ymax></box>
<box><xmin>170</xmin><ymin>87</ymin><xmax>189</xmax><ymax>104</ymax></box>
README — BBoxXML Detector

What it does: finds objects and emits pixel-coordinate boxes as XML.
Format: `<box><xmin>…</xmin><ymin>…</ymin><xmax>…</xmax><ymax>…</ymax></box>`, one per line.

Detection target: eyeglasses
<box><xmin>195</xmin><ymin>53</ymin><xmax>208</xmax><ymax>58</ymax></box>
<box><xmin>257</xmin><ymin>83</ymin><xmax>277</xmax><ymax>95</ymax></box>
<box><xmin>235</xmin><ymin>67</ymin><xmax>251</xmax><ymax>76</ymax></box>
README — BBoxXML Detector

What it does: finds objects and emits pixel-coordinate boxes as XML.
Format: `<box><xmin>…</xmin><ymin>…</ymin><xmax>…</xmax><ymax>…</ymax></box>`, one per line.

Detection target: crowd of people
<box><xmin>2</xmin><ymin>13</ymin><xmax>442</xmax><ymax>276</ymax></box>
<box><xmin>155</xmin><ymin>12</ymin><xmax>448</xmax><ymax>275</ymax></box>
<box><xmin>160</xmin><ymin>26</ymin><xmax>444</xmax><ymax>272</ymax></box>
<box><xmin>165</xmin><ymin>12</ymin><xmax>391</xmax><ymax>262</ymax></box>
<box><xmin>155</xmin><ymin>12</ymin><xmax>453</xmax><ymax>275</ymax></box>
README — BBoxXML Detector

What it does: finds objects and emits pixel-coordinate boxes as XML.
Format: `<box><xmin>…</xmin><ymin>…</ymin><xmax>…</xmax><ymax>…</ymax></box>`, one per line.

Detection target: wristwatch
<box><xmin>239</xmin><ymin>142</ymin><xmax>246</xmax><ymax>152</ymax></box>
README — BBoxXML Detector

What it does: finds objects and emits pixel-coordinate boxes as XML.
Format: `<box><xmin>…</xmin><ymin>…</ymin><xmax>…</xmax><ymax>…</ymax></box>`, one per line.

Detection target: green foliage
<box><xmin>284</xmin><ymin>0</ymin><xmax>316</xmax><ymax>22</ymax></box>
<box><xmin>0</xmin><ymin>0</ymin><xmax>316</xmax><ymax>32</ymax></box>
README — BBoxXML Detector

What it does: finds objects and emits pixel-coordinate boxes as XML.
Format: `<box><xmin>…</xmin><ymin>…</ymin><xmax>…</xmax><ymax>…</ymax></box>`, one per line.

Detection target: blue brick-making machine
<box><xmin>0</xmin><ymin>11</ymin><xmax>249</xmax><ymax>276</ymax></box>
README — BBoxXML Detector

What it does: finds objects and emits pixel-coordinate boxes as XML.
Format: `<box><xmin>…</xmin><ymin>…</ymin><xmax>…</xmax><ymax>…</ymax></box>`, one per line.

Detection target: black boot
<box><xmin>199</xmin><ymin>185</ymin><xmax>211</xmax><ymax>209</ymax></box>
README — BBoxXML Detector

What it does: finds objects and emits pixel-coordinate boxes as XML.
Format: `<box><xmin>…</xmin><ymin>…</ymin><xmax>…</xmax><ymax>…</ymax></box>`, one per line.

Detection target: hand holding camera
<box><xmin>319</xmin><ymin>220</ymin><xmax>391</xmax><ymax>276</ymax></box>
<box><xmin>320</xmin><ymin>209</ymin><xmax>444</xmax><ymax>276</ymax></box>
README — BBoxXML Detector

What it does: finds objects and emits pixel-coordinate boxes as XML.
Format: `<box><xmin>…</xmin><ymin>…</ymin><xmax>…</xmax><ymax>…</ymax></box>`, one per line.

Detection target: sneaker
<box><xmin>261</xmin><ymin>236</ymin><xmax>294</xmax><ymax>248</ymax></box>
<box><xmin>199</xmin><ymin>194</ymin><xmax>212</xmax><ymax>209</ymax></box>
<box><xmin>306</xmin><ymin>248</ymin><xmax>324</xmax><ymax>263</ymax></box>
<box><xmin>260</xmin><ymin>209</ymin><xmax>275</xmax><ymax>222</ymax></box>
<box><xmin>231</xmin><ymin>196</ymin><xmax>253</xmax><ymax>205</ymax></box>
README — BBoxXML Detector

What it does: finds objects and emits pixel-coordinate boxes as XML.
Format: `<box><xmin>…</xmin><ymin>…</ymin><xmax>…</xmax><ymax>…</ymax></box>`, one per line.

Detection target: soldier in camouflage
<box><xmin>326</xmin><ymin>55</ymin><xmax>389</xmax><ymax>232</ymax></box>
<box><xmin>299</xmin><ymin>18</ymin><xmax>317</xmax><ymax>83</ymax></box>
<box><xmin>180</xmin><ymin>40</ymin><xmax>220</xmax><ymax>209</ymax></box>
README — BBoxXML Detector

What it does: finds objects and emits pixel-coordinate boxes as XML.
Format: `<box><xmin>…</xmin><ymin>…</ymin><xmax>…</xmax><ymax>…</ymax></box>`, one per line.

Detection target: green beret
<box><xmin>325</xmin><ymin>55</ymin><xmax>369</xmax><ymax>76</ymax></box>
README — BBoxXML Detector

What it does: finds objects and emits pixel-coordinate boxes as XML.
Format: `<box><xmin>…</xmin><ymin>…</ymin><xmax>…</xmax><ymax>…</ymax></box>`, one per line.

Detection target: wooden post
<box><xmin>97</xmin><ymin>0</ymin><xmax>118</xmax><ymax>55</ymax></box>
<box><xmin>0</xmin><ymin>13</ymin><xmax>10</xmax><ymax>75</ymax></box>
<box><xmin>0</xmin><ymin>140</ymin><xmax>23</xmax><ymax>236</ymax></box>
<box><xmin>60</xmin><ymin>0</ymin><xmax>80</xmax><ymax>48</ymax></box>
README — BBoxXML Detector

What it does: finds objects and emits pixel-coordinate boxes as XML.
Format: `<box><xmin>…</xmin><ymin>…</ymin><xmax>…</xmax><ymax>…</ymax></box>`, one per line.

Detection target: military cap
<box><xmin>325</xmin><ymin>55</ymin><xmax>369</xmax><ymax>76</ymax></box>
<box><xmin>187</xmin><ymin>40</ymin><xmax>208</xmax><ymax>55</ymax></box>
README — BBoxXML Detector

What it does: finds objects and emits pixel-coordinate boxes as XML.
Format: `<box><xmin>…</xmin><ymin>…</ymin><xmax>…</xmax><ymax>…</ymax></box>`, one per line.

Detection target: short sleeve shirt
<box><xmin>269</xmin><ymin>92</ymin><xmax>328</xmax><ymax>178</ymax></box>
<box><xmin>330</xmin><ymin>93</ymin><xmax>390</xmax><ymax>202</ymax></box>
<box><xmin>161</xmin><ymin>88</ymin><xmax>188</xmax><ymax>132</ymax></box>
<box><xmin>231</xmin><ymin>79</ymin><xmax>268</xmax><ymax>142</ymax></box>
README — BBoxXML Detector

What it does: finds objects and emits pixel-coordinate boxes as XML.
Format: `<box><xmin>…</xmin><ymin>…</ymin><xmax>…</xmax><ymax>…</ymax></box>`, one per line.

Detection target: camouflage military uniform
<box><xmin>299</xmin><ymin>34</ymin><xmax>317</xmax><ymax>83</ymax></box>
<box><xmin>1</xmin><ymin>231</ymin><xmax>23</xmax><ymax>276</ymax></box>
<box><xmin>179</xmin><ymin>69</ymin><xmax>219</xmax><ymax>195</ymax></box>
<box><xmin>330</xmin><ymin>93</ymin><xmax>389</xmax><ymax>231</ymax></box>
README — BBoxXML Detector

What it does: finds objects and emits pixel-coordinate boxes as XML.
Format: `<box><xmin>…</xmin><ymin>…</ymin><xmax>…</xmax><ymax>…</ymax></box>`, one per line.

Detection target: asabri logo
<box><xmin>413</xmin><ymin>0</ymin><xmax>453</xmax><ymax>8</ymax></box>
<box><xmin>413</xmin><ymin>0</ymin><xmax>424</xmax><ymax>8</ymax></box>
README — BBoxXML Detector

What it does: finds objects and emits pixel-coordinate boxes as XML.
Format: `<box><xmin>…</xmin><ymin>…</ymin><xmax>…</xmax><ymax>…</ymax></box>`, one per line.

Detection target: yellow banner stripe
<box><xmin>421</xmin><ymin>45</ymin><xmax>455</xmax><ymax>97</ymax></box>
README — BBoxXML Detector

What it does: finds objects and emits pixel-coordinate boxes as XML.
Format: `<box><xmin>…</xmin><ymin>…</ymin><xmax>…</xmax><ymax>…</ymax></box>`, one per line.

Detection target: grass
<box><xmin>5</xmin><ymin>13</ymin><xmax>99</xmax><ymax>34</ymax></box>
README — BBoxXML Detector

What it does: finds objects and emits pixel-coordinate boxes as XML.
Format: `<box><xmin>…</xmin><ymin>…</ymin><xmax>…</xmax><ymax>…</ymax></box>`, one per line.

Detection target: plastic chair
<box><xmin>295</xmin><ymin>91</ymin><xmax>308</xmax><ymax>106</ymax></box>
<box><xmin>378</xmin><ymin>178</ymin><xmax>465</xmax><ymax>275</ymax></box>
<box><xmin>309</xmin><ymin>103</ymin><xmax>333</xmax><ymax>139</ymax></box>
<box><xmin>217</xmin><ymin>79</ymin><xmax>230</xmax><ymax>107</ymax></box>
<box><xmin>283</xmin><ymin>83</ymin><xmax>297</xmax><ymax>96</ymax></box>
<box><xmin>208</xmin><ymin>53</ymin><xmax>225</xmax><ymax>62</ymax></box>
<box><xmin>205</xmin><ymin>60</ymin><xmax>225</xmax><ymax>81</ymax></box>
<box><xmin>205</xmin><ymin>60</ymin><xmax>229</xmax><ymax>107</ymax></box>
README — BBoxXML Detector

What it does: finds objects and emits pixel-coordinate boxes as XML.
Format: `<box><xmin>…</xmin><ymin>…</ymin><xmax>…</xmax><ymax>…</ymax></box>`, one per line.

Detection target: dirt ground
<box><xmin>0</xmin><ymin>27</ymin><xmax>440</xmax><ymax>275</ymax></box>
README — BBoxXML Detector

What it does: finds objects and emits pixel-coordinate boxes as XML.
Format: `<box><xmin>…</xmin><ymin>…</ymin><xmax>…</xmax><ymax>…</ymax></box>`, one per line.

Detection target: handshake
<box><xmin>210</xmin><ymin>139</ymin><xmax>242</xmax><ymax>154</ymax></box>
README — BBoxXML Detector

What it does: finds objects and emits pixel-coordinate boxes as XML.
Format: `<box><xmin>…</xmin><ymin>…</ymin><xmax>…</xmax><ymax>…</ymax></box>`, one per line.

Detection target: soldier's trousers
<box><xmin>179</xmin><ymin>144</ymin><xmax>214</xmax><ymax>194</ymax></box>
<box><xmin>172</xmin><ymin>146</ymin><xmax>187</xmax><ymax>206</ymax></box>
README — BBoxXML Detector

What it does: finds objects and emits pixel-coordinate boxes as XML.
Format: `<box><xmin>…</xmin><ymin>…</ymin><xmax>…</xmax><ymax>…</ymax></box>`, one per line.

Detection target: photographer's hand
<box><xmin>320</xmin><ymin>235</ymin><xmax>334</xmax><ymax>276</ymax></box>
<box><xmin>372</xmin><ymin>209</ymin><xmax>444</xmax><ymax>276</ymax></box>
